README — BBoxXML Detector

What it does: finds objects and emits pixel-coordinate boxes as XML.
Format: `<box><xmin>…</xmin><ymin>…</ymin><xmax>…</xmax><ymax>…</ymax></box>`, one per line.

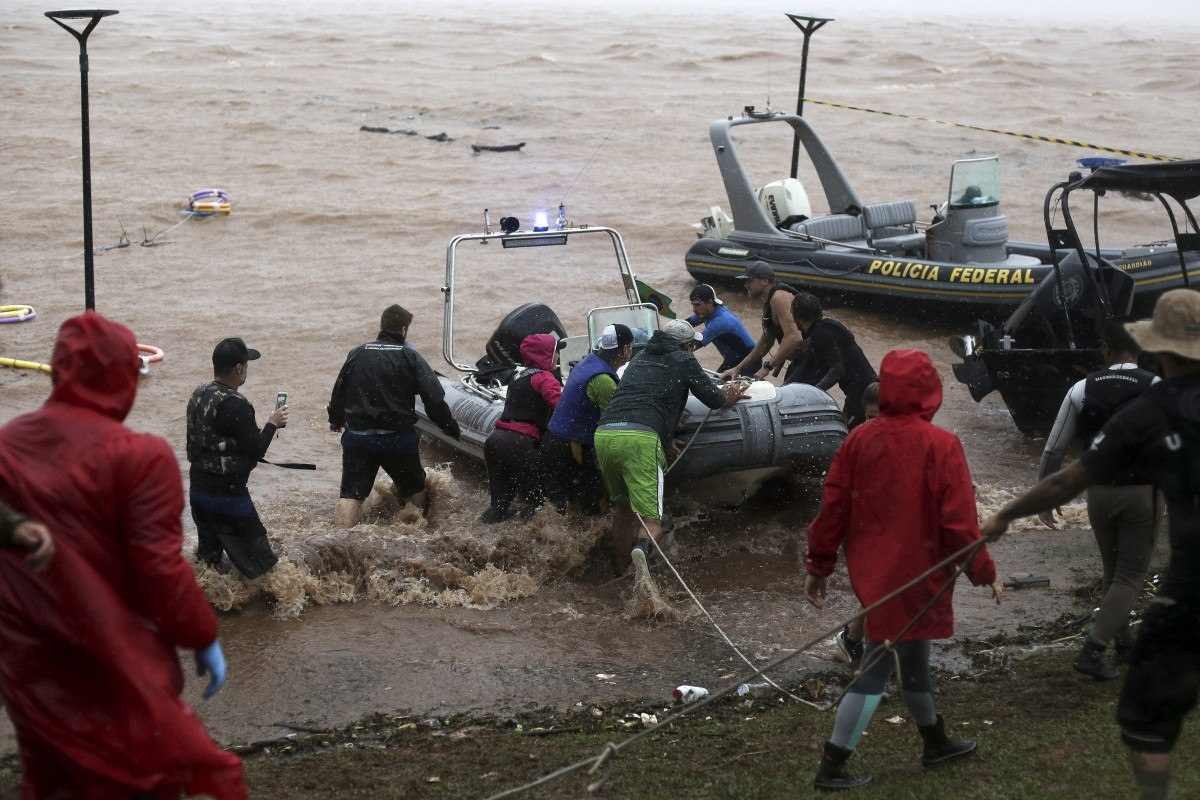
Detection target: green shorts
<box><xmin>594</xmin><ymin>426</ymin><xmax>666</xmax><ymax>520</ymax></box>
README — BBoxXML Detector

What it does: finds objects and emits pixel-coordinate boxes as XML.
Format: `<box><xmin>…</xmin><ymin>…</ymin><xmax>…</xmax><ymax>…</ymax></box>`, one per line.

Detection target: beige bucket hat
<box><xmin>1125</xmin><ymin>289</ymin><xmax>1200</xmax><ymax>361</ymax></box>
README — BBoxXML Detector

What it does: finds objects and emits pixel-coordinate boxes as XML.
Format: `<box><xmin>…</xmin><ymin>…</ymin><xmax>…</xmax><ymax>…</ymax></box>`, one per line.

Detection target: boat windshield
<box><xmin>948</xmin><ymin>157</ymin><xmax>1001</xmax><ymax>209</ymax></box>
<box><xmin>587</xmin><ymin>304</ymin><xmax>660</xmax><ymax>349</ymax></box>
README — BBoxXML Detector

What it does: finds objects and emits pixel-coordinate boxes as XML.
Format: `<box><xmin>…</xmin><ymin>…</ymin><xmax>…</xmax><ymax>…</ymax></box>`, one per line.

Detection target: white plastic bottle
<box><xmin>673</xmin><ymin>685</ymin><xmax>710</xmax><ymax>703</ymax></box>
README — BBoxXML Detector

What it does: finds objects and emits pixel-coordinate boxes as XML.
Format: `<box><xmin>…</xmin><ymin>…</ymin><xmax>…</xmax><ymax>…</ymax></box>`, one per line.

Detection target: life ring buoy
<box><xmin>188</xmin><ymin>188</ymin><xmax>232</xmax><ymax>216</ymax></box>
<box><xmin>0</xmin><ymin>356</ymin><xmax>51</xmax><ymax>374</ymax></box>
<box><xmin>0</xmin><ymin>305</ymin><xmax>36</xmax><ymax>324</ymax></box>
<box><xmin>137</xmin><ymin>343</ymin><xmax>164</xmax><ymax>364</ymax></box>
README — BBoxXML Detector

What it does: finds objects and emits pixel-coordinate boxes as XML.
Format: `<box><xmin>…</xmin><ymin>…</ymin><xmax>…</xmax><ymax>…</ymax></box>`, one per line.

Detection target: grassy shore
<box><xmin>213</xmin><ymin>648</ymin><xmax>1196</xmax><ymax>798</ymax></box>
<box><xmin>2</xmin><ymin>649</ymin><xmax>1193</xmax><ymax>798</ymax></box>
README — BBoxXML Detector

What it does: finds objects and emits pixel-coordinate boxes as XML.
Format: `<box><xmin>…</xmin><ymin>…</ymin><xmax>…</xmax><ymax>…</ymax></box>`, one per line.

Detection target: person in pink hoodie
<box><xmin>480</xmin><ymin>333</ymin><xmax>563</xmax><ymax>523</ymax></box>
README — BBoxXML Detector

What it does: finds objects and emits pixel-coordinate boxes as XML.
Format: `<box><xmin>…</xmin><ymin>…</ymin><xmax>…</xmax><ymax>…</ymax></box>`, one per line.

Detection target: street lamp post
<box><xmin>45</xmin><ymin>9</ymin><xmax>119</xmax><ymax>312</ymax></box>
<box><xmin>786</xmin><ymin>13</ymin><xmax>832</xmax><ymax>180</ymax></box>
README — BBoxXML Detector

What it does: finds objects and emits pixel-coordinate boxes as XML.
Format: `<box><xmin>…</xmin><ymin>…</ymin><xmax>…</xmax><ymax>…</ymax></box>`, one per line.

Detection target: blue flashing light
<box><xmin>533</xmin><ymin>211</ymin><xmax>549</xmax><ymax>232</ymax></box>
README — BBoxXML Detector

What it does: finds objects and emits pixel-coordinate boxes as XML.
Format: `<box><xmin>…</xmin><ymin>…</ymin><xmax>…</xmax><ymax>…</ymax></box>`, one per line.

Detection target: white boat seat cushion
<box><xmin>862</xmin><ymin>200</ymin><xmax>917</xmax><ymax>230</ymax></box>
<box><xmin>788</xmin><ymin>214</ymin><xmax>867</xmax><ymax>242</ymax></box>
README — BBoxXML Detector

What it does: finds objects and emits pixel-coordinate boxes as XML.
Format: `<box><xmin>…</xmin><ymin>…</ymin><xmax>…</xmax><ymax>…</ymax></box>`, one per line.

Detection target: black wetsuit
<box><xmin>787</xmin><ymin>317</ymin><xmax>877</xmax><ymax>428</ymax></box>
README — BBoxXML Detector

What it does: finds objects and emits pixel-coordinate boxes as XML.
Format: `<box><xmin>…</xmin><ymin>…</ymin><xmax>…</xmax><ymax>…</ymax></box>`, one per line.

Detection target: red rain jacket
<box><xmin>805</xmin><ymin>349</ymin><xmax>996</xmax><ymax>641</ymax></box>
<box><xmin>0</xmin><ymin>313</ymin><xmax>245</xmax><ymax>799</ymax></box>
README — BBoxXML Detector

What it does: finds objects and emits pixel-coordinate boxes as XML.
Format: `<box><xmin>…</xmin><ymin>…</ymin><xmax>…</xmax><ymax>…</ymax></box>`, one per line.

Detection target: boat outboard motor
<box><xmin>475</xmin><ymin>303</ymin><xmax>567</xmax><ymax>382</ymax></box>
<box><xmin>757</xmin><ymin>178</ymin><xmax>812</xmax><ymax>229</ymax></box>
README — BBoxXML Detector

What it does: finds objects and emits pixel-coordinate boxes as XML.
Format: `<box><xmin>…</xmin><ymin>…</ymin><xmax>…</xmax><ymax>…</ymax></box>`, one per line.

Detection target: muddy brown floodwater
<box><xmin>1</xmin><ymin>0</ymin><xmax>1192</xmax><ymax>758</ymax></box>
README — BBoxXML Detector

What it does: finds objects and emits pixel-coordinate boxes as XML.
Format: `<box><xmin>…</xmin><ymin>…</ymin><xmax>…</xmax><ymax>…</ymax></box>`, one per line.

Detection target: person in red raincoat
<box><xmin>803</xmin><ymin>348</ymin><xmax>1001</xmax><ymax>791</ymax></box>
<box><xmin>0</xmin><ymin>312</ymin><xmax>246</xmax><ymax>799</ymax></box>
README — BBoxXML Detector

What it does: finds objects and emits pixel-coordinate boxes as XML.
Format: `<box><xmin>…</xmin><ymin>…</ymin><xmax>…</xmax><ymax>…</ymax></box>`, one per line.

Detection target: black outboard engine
<box><xmin>475</xmin><ymin>303</ymin><xmax>566</xmax><ymax>382</ymax></box>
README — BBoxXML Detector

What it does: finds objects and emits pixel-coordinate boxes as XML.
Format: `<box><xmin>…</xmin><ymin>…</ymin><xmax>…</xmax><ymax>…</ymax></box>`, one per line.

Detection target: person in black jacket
<box><xmin>187</xmin><ymin>337</ymin><xmax>288</xmax><ymax>577</ymax></box>
<box><xmin>328</xmin><ymin>305</ymin><xmax>460</xmax><ymax>528</ymax></box>
<box><xmin>787</xmin><ymin>292</ymin><xmax>877</xmax><ymax>428</ymax></box>
<box><xmin>595</xmin><ymin>319</ymin><xmax>744</xmax><ymax>576</ymax></box>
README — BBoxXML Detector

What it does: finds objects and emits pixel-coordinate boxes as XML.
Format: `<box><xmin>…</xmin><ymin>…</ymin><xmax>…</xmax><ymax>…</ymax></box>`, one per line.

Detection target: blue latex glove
<box><xmin>194</xmin><ymin>640</ymin><xmax>227</xmax><ymax>700</ymax></box>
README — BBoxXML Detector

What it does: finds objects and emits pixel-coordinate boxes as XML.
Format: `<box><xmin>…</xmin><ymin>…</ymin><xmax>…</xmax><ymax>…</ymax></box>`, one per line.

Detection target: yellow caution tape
<box><xmin>0</xmin><ymin>357</ymin><xmax>51</xmax><ymax>374</ymax></box>
<box><xmin>805</xmin><ymin>98</ymin><xmax>1184</xmax><ymax>163</ymax></box>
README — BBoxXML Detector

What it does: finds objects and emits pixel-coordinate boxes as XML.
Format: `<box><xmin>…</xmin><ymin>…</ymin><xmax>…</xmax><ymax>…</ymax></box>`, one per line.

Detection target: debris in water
<box><xmin>885</xmin><ymin>715</ymin><xmax>904</xmax><ymax>724</ymax></box>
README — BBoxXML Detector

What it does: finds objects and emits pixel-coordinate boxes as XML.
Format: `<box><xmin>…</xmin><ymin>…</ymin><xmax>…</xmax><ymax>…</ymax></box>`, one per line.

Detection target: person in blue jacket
<box><xmin>686</xmin><ymin>284</ymin><xmax>760</xmax><ymax>377</ymax></box>
<box><xmin>544</xmin><ymin>324</ymin><xmax>635</xmax><ymax>515</ymax></box>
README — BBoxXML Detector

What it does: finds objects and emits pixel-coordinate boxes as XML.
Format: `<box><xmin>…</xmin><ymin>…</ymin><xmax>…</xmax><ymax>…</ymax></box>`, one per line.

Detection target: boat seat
<box><xmin>788</xmin><ymin>214</ymin><xmax>867</xmax><ymax>243</ymax></box>
<box><xmin>862</xmin><ymin>200</ymin><xmax>925</xmax><ymax>254</ymax></box>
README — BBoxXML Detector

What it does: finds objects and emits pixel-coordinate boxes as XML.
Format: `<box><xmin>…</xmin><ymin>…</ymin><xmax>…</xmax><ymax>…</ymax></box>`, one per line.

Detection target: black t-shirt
<box><xmin>787</xmin><ymin>318</ymin><xmax>877</xmax><ymax>397</ymax></box>
<box><xmin>1081</xmin><ymin>376</ymin><xmax>1200</xmax><ymax>605</ymax></box>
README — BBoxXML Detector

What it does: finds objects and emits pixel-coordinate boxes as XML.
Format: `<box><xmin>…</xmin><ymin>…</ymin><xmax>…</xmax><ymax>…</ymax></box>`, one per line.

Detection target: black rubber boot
<box><xmin>1075</xmin><ymin>639</ymin><xmax>1120</xmax><ymax>681</ymax></box>
<box><xmin>813</xmin><ymin>741</ymin><xmax>872</xmax><ymax>791</ymax></box>
<box><xmin>918</xmin><ymin>716</ymin><xmax>977</xmax><ymax>767</ymax></box>
<box><xmin>478</xmin><ymin>506</ymin><xmax>515</xmax><ymax>524</ymax></box>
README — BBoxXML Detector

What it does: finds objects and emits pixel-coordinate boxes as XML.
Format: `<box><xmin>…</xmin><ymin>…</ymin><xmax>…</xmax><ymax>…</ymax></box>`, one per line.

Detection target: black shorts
<box><xmin>340</xmin><ymin>429</ymin><xmax>425</xmax><ymax>501</ymax></box>
<box><xmin>190</xmin><ymin>489</ymin><xmax>278</xmax><ymax>579</ymax></box>
<box><xmin>1117</xmin><ymin>600</ymin><xmax>1200</xmax><ymax>753</ymax></box>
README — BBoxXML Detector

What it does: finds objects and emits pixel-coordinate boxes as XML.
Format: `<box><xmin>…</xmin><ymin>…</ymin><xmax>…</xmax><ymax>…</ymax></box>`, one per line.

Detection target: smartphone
<box><xmin>275</xmin><ymin>391</ymin><xmax>288</xmax><ymax>409</ymax></box>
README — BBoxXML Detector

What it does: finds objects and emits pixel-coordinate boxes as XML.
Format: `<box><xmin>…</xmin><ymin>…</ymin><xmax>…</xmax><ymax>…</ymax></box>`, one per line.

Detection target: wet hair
<box><xmin>612</xmin><ymin>323</ymin><xmax>634</xmax><ymax>349</ymax></box>
<box><xmin>1101</xmin><ymin>319</ymin><xmax>1140</xmax><ymax>357</ymax></box>
<box><xmin>861</xmin><ymin>382</ymin><xmax>880</xmax><ymax>412</ymax></box>
<box><xmin>380</xmin><ymin>304</ymin><xmax>413</xmax><ymax>337</ymax></box>
<box><xmin>791</xmin><ymin>291</ymin><xmax>824</xmax><ymax>323</ymax></box>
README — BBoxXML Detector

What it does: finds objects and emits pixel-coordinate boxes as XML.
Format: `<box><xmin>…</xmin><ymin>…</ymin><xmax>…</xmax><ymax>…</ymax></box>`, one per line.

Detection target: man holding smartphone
<box><xmin>186</xmin><ymin>337</ymin><xmax>288</xmax><ymax>578</ymax></box>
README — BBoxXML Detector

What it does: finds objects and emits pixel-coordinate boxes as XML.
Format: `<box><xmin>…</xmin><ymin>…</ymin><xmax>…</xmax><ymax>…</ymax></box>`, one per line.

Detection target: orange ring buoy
<box><xmin>137</xmin><ymin>343</ymin><xmax>164</xmax><ymax>364</ymax></box>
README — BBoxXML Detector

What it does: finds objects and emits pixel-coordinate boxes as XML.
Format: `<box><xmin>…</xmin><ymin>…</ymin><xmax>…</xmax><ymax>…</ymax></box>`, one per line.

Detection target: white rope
<box><xmin>636</xmin><ymin>511</ymin><xmax>824</xmax><ymax>710</ymax></box>
<box><xmin>481</xmin><ymin>538</ymin><xmax>988</xmax><ymax>800</ymax></box>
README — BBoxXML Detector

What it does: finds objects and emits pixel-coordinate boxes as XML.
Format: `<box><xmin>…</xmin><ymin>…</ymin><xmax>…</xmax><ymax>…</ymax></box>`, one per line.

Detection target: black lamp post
<box><xmin>45</xmin><ymin>9</ymin><xmax>118</xmax><ymax>312</ymax></box>
<box><xmin>786</xmin><ymin>13</ymin><xmax>832</xmax><ymax>180</ymax></box>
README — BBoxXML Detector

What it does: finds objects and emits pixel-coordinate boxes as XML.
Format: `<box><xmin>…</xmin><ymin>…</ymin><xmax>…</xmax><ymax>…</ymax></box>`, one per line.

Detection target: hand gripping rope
<box><xmin>481</xmin><ymin>537</ymin><xmax>988</xmax><ymax>800</ymax></box>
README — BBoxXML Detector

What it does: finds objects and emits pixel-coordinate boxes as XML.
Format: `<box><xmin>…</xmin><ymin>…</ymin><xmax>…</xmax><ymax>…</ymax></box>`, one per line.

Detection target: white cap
<box><xmin>595</xmin><ymin>324</ymin><xmax>619</xmax><ymax>351</ymax></box>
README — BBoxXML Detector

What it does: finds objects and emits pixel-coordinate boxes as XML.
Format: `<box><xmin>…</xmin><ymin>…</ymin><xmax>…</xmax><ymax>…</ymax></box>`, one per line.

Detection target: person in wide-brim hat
<box><xmin>1125</xmin><ymin>288</ymin><xmax>1200</xmax><ymax>361</ymax></box>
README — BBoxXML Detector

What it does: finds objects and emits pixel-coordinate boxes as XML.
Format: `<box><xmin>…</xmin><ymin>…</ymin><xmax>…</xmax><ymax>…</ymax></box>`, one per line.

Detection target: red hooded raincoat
<box><xmin>806</xmin><ymin>348</ymin><xmax>996</xmax><ymax>641</ymax></box>
<box><xmin>0</xmin><ymin>313</ymin><xmax>245</xmax><ymax>799</ymax></box>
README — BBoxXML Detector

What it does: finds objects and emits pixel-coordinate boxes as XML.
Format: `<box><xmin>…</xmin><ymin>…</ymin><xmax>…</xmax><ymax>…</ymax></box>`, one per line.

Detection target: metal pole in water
<box><xmin>786</xmin><ymin>13</ymin><xmax>832</xmax><ymax>180</ymax></box>
<box><xmin>45</xmin><ymin>9</ymin><xmax>119</xmax><ymax>312</ymax></box>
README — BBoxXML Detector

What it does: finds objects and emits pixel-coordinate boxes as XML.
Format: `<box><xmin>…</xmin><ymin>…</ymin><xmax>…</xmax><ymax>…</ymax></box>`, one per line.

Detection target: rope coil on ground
<box><xmin>481</xmin><ymin>537</ymin><xmax>989</xmax><ymax>800</ymax></box>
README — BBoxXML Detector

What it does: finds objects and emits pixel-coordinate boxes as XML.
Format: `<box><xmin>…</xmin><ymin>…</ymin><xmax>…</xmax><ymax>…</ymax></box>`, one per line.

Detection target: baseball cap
<box><xmin>595</xmin><ymin>323</ymin><xmax>634</xmax><ymax>351</ymax></box>
<box><xmin>689</xmin><ymin>283</ymin><xmax>724</xmax><ymax>306</ymax></box>
<box><xmin>1125</xmin><ymin>289</ymin><xmax>1200</xmax><ymax>361</ymax></box>
<box><xmin>663</xmin><ymin>318</ymin><xmax>702</xmax><ymax>345</ymax></box>
<box><xmin>736</xmin><ymin>261</ymin><xmax>775</xmax><ymax>281</ymax></box>
<box><xmin>212</xmin><ymin>337</ymin><xmax>261</xmax><ymax>371</ymax></box>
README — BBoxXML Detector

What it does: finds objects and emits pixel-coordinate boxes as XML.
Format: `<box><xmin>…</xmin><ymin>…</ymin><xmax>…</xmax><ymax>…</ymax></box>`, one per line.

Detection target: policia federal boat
<box><xmin>412</xmin><ymin>217</ymin><xmax>847</xmax><ymax>505</ymax></box>
<box><xmin>949</xmin><ymin>160</ymin><xmax>1200</xmax><ymax>435</ymax></box>
<box><xmin>685</xmin><ymin>108</ymin><xmax>1194</xmax><ymax>311</ymax></box>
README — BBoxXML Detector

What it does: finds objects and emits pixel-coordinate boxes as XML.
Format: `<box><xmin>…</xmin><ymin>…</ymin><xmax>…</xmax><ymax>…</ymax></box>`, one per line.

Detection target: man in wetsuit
<box><xmin>328</xmin><ymin>304</ymin><xmax>461</xmax><ymax>527</ymax></box>
<box><xmin>187</xmin><ymin>337</ymin><xmax>287</xmax><ymax>578</ymax></box>
<box><xmin>982</xmin><ymin>290</ymin><xmax>1200</xmax><ymax>800</ymax></box>
<box><xmin>544</xmin><ymin>324</ymin><xmax>634</xmax><ymax>515</ymax></box>
<box><xmin>787</xmin><ymin>291</ymin><xmax>878</xmax><ymax>428</ymax></box>
<box><xmin>720</xmin><ymin>261</ymin><xmax>803</xmax><ymax>382</ymax></box>
<box><xmin>595</xmin><ymin>319</ymin><xmax>744</xmax><ymax>575</ymax></box>
<box><xmin>686</xmin><ymin>284</ymin><xmax>759</xmax><ymax>376</ymax></box>
<box><xmin>1037</xmin><ymin>320</ymin><xmax>1159</xmax><ymax>680</ymax></box>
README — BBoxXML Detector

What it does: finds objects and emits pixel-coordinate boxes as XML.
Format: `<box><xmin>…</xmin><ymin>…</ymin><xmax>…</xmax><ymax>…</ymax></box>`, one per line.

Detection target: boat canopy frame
<box><xmin>1045</xmin><ymin>160</ymin><xmax>1200</xmax><ymax>345</ymax></box>
<box><xmin>441</xmin><ymin>225</ymin><xmax>640</xmax><ymax>373</ymax></box>
<box><xmin>709</xmin><ymin>110</ymin><xmax>864</xmax><ymax>236</ymax></box>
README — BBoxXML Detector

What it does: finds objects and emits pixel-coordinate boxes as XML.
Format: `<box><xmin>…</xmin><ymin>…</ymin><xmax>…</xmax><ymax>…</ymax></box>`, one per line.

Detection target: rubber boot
<box><xmin>813</xmin><ymin>741</ymin><xmax>872</xmax><ymax>791</ymax></box>
<box><xmin>1075</xmin><ymin>639</ymin><xmax>1120</xmax><ymax>681</ymax></box>
<box><xmin>918</xmin><ymin>715</ymin><xmax>976</xmax><ymax>767</ymax></box>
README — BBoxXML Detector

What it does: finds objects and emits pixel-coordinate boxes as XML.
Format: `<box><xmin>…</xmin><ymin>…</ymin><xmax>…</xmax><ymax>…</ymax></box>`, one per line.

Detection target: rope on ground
<box><xmin>637</xmin><ymin>511</ymin><xmax>822</xmax><ymax>709</ymax></box>
<box><xmin>480</xmin><ymin>537</ymin><xmax>988</xmax><ymax>800</ymax></box>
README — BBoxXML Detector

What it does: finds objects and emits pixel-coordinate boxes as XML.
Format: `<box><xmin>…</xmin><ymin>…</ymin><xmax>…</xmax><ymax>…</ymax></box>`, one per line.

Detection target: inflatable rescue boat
<box><xmin>413</xmin><ymin>222</ymin><xmax>847</xmax><ymax>505</ymax></box>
